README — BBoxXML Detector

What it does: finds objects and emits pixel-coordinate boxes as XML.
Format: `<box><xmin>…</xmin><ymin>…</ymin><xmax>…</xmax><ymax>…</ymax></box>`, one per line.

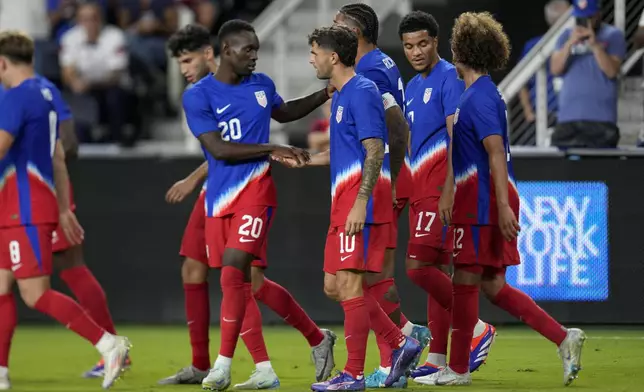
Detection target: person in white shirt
<box><xmin>60</xmin><ymin>1</ymin><xmax>137</xmax><ymax>145</ymax></box>
<box><xmin>635</xmin><ymin>9</ymin><xmax>644</xmax><ymax>48</ymax></box>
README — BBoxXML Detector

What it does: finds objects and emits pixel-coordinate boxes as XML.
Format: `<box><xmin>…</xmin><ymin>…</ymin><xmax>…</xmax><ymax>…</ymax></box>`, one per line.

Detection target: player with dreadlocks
<box><xmin>333</xmin><ymin>3</ymin><xmax>430</xmax><ymax>388</ymax></box>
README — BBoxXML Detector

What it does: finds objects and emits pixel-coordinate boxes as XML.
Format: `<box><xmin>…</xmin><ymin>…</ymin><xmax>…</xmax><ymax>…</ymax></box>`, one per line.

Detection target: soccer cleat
<box><xmin>84</xmin><ymin>356</ymin><xmax>132</xmax><ymax>378</ymax></box>
<box><xmin>409</xmin><ymin>325</ymin><xmax>431</xmax><ymax>369</ymax></box>
<box><xmin>234</xmin><ymin>368</ymin><xmax>280</xmax><ymax>390</ymax></box>
<box><xmin>410</xmin><ymin>362</ymin><xmax>441</xmax><ymax>379</ymax></box>
<box><xmin>365</xmin><ymin>368</ymin><xmax>407</xmax><ymax>388</ymax></box>
<box><xmin>311</xmin><ymin>371</ymin><xmax>365</xmax><ymax>391</ymax></box>
<box><xmin>558</xmin><ymin>328</ymin><xmax>586</xmax><ymax>386</ymax></box>
<box><xmin>434</xmin><ymin>367</ymin><xmax>472</xmax><ymax>386</ymax></box>
<box><xmin>202</xmin><ymin>365</ymin><xmax>232</xmax><ymax>391</ymax></box>
<box><xmin>0</xmin><ymin>374</ymin><xmax>9</xmax><ymax>390</ymax></box>
<box><xmin>158</xmin><ymin>365</ymin><xmax>209</xmax><ymax>385</ymax></box>
<box><xmin>101</xmin><ymin>336</ymin><xmax>131</xmax><ymax>389</ymax></box>
<box><xmin>469</xmin><ymin>323</ymin><xmax>496</xmax><ymax>372</ymax></box>
<box><xmin>384</xmin><ymin>337</ymin><xmax>421</xmax><ymax>387</ymax></box>
<box><xmin>311</xmin><ymin>329</ymin><xmax>337</xmax><ymax>382</ymax></box>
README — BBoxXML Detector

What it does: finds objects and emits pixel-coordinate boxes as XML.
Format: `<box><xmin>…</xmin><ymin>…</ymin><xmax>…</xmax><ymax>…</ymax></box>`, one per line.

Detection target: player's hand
<box><xmin>271</xmin><ymin>155</ymin><xmax>306</xmax><ymax>168</ymax></box>
<box><xmin>325</xmin><ymin>83</ymin><xmax>336</xmax><ymax>98</ymax></box>
<box><xmin>585</xmin><ymin>21</ymin><xmax>597</xmax><ymax>47</ymax></box>
<box><xmin>438</xmin><ymin>187</ymin><xmax>454</xmax><ymax>226</ymax></box>
<box><xmin>498</xmin><ymin>205</ymin><xmax>520</xmax><ymax>242</ymax></box>
<box><xmin>59</xmin><ymin>209</ymin><xmax>84</xmax><ymax>246</ymax></box>
<box><xmin>166</xmin><ymin>178</ymin><xmax>197</xmax><ymax>204</ymax></box>
<box><xmin>345</xmin><ymin>198</ymin><xmax>367</xmax><ymax>236</ymax></box>
<box><xmin>271</xmin><ymin>145</ymin><xmax>311</xmax><ymax>167</ymax></box>
<box><xmin>391</xmin><ymin>186</ymin><xmax>397</xmax><ymax>208</ymax></box>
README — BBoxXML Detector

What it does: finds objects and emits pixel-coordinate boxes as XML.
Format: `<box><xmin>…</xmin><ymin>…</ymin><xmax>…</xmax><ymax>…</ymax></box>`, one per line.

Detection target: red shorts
<box><xmin>324</xmin><ymin>223</ymin><xmax>389</xmax><ymax>275</ymax></box>
<box><xmin>387</xmin><ymin>198</ymin><xmax>408</xmax><ymax>249</ymax></box>
<box><xmin>0</xmin><ymin>225</ymin><xmax>55</xmax><ymax>279</ymax></box>
<box><xmin>452</xmin><ymin>224</ymin><xmax>520</xmax><ymax>270</ymax></box>
<box><xmin>406</xmin><ymin>197</ymin><xmax>453</xmax><ymax>264</ymax></box>
<box><xmin>204</xmin><ymin>205</ymin><xmax>274</xmax><ymax>269</ymax></box>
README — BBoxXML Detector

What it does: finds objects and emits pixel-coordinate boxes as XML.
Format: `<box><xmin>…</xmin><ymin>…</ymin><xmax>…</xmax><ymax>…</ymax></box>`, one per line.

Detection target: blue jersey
<box><xmin>355</xmin><ymin>48</ymin><xmax>413</xmax><ymax>200</ymax></box>
<box><xmin>405</xmin><ymin>59</ymin><xmax>464</xmax><ymax>202</ymax></box>
<box><xmin>183</xmin><ymin>73</ymin><xmax>283</xmax><ymax>217</ymax></box>
<box><xmin>0</xmin><ymin>75</ymin><xmax>72</xmax><ymax>122</ymax></box>
<box><xmin>0</xmin><ymin>77</ymin><xmax>64</xmax><ymax>228</ymax></box>
<box><xmin>329</xmin><ymin>74</ymin><xmax>392</xmax><ymax>227</ymax></box>
<box><xmin>452</xmin><ymin>76</ymin><xmax>519</xmax><ymax>226</ymax></box>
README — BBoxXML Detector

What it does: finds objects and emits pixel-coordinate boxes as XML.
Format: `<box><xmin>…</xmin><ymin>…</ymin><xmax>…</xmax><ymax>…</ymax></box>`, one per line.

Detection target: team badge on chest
<box><xmin>255</xmin><ymin>90</ymin><xmax>267</xmax><ymax>108</ymax></box>
<box><xmin>423</xmin><ymin>88</ymin><xmax>433</xmax><ymax>104</ymax></box>
<box><xmin>336</xmin><ymin>106</ymin><xmax>344</xmax><ymax>123</ymax></box>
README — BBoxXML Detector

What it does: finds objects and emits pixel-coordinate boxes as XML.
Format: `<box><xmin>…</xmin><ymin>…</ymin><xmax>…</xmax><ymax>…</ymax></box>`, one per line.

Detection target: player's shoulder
<box><xmin>248</xmin><ymin>72</ymin><xmax>275</xmax><ymax>87</ymax></box>
<box><xmin>464</xmin><ymin>78</ymin><xmax>502</xmax><ymax>110</ymax></box>
<box><xmin>182</xmin><ymin>80</ymin><xmax>209</xmax><ymax>106</ymax></box>
<box><xmin>352</xmin><ymin>74</ymin><xmax>381</xmax><ymax>95</ymax></box>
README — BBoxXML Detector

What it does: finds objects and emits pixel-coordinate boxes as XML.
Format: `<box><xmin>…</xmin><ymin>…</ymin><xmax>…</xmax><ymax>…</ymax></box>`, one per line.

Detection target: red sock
<box><xmin>241</xmin><ymin>283</ymin><xmax>269</xmax><ymax>364</ymax></box>
<box><xmin>399</xmin><ymin>312</ymin><xmax>409</xmax><ymax>329</ymax></box>
<box><xmin>219</xmin><ymin>266</ymin><xmax>247</xmax><ymax>358</ymax></box>
<box><xmin>60</xmin><ymin>266</ymin><xmax>117</xmax><ymax>335</ymax></box>
<box><xmin>448</xmin><ymin>284</ymin><xmax>479</xmax><ymax>374</ymax></box>
<box><xmin>0</xmin><ymin>294</ymin><xmax>16</xmax><ymax>367</ymax></box>
<box><xmin>184</xmin><ymin>283</ymin><xmax>210</xmax><ymax>371</ymax></box>
<box><xmin>427</xmin><ymin>295</ymin><xmax>450</xmax><ymax>355</ymax></box>
<box><xmin>375</xmin><ymin>332</ymin><xmax>392</xmax><ymax>368</ymax></box>
<box><xmin>364</xmin><ymin>291</ymin><xmax>405</xmax><ymax>350</ymax></box>
<box><xmin>254</xmin><ymin>278</ymin><xmax>324</xmax><ymax>347</ymax></box>
<box><xmin>367</xmin><ymin>278</ymin><xmax>400</xmax><ymax>316</ymax></box>
<box><xmin>341</xmin><ymin>297</ymin><xmax>369</xmax><ymax>378</ymax></box>
<box><xmin>492</xmin><ymin>284</ymin><xmax>567</xmax><ymax>345</ymax></box>
<box><xmin>34</xmin><ymin>289</ymin><xmax>105</xmax><ymax>344</ymax></box>
<box><xmin>407</xmin><ymin>267</ymin><xmax>453</xmax><ymax>311</ymax></box>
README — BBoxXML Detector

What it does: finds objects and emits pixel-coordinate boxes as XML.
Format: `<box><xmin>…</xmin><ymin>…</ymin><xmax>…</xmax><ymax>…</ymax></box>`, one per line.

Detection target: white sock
<box><xmin>256</xmin><ymin>361</ymin><xmax>272</xmax><ymax>371</ymax></box>
<box><xmin>379</xmin><ymin>366</ymin><xmax>390</xmax><ymax>375</ymax></box>
<box><xmin>401</xmin><ymin>321</ymin><xmax>414</xmax><ymax>336</ymax></box>
<box><xmin>473</xmin><ymin>319</ymin><xmax>487</xmax><ymax>338</ymax></box>
<box><xmin>426</xmin><ymin>353</ymin><xmax>447</xmax><ymax>367</ymax></box>
<box><xmin>95</xmin><ymin>332</ymin><xmax>116</xmax><ymax>356</ymax></box>
<box><xmin>0</xmin><ymin>366</ymin><xmax>8</xmax><ymax>378</ymax></box>
<box><xmin>214</xmin><ymin>355</ymin><xmax>232</xmax><ymax>369</ymax></box>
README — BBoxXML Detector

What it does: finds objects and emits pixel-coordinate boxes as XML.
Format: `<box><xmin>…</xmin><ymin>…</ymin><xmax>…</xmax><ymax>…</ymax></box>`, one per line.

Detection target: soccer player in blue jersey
<box><xmin>0</xmin><ymin>30</ymin><xmax>130</xmax><ymax>390</ymax></box>
<box><xmin>396</xmin><ymin>11</ymin><xmax>496</xmax><ymax>384</ymax></box>
<box><xmin>428</xmin><ymin>12</ymin><xmax>586</xmax><ymax>386</ymax></box>
<box><xmin>298</xmin><ymin>25</ymin><xmax>420</xmax><ymax>391</ymax></box>
<box><xmin>160</xmin><ymin>24</ymin><xmax>336</xmax><ymax>387</ymax></box>
<box><xmin>182</xmin><ymin>20</ymin><xmax>336</xmax><ymax>391</ymax></box>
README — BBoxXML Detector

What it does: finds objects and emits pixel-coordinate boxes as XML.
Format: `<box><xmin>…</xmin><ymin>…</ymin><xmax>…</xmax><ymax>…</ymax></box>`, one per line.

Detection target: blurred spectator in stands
<box><xmin>308</xmin><ymin>100</ymin><xmax>331</xmax><ymax>152</ymax></box>
<box><xmin>550</xmin><ymin>0</ymin><xmax>626</xmax><ymax>148</ymax></box>
<box><xmin>519</xmin><ymin>0</ymin><xmax>569</xmax><ymax>141</ymax></box>
<box><xmin>181</xmin><ymin>0</ymin><xmax>224</xmax><ymax>39</ymax></box>
<box><xmin>0</xmin><ymin>0</ymin><xmax>50</xmax><ymax>75</ymax></box>
<box><xmin>61</xmin><ymin>1</ymin><xmax>138</xmax><ymax>146</ymax></box>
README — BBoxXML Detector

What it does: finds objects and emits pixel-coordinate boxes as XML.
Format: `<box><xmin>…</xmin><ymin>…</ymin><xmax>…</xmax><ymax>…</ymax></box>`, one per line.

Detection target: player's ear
<box><xmin>204</xmin><ymin>46</ymin><xmax>214</xmax><ymax>60</ymax></box>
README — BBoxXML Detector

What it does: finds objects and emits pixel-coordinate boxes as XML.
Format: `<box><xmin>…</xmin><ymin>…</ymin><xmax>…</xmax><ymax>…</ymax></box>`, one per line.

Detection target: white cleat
<box><xmin>234</xmin><ymin>368</ymin><xmax>280</xmax><ymax>390</ymax></box>
<box><xmin>101</xmin><ymin>336</ymin><xmax>131</xmax><ymax>389</ymax></box>
<box><xmin>311</xmin><ymin>329</ymin><xmax>337</xmax><ymax>382</ymax></box>
<box><xmin>0</xmin><ymin>374</ymin><xmax>10</xmax><ymax>390</ymax></box>
<box><xmin>558</xmin><ymin>328</ymin><xmax>586</xmax><ymax>386</ymax></box>
<box><xmin>413</xmin><ymin>368</ymin><xmax>444</xmax><ymax>386</ymax></box>
<box><xmin>434</xmin><ymin>367</ymin><xmax>472</xmax><ymax>386</ymax></box>
<box><xmin>202</xmin><ymin>365</ymin><xmax>232</xmax><ymax>391</ymax></box>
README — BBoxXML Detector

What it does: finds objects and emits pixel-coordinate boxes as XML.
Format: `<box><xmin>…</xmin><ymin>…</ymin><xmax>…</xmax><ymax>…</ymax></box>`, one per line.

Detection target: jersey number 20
<box><xmin>218</xmin><ymin>118</ymin><xmax>242</xmax><ymax>141</ymax></box>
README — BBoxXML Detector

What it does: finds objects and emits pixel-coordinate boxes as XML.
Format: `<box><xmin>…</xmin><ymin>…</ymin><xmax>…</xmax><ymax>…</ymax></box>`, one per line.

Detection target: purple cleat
<box><xmin>384</xmin><ymin>337</ymin><xmax>422</xmax><ymax>387</ymax></box>
<box><xmin>311</xmin><ymin>371</ymin><xmax>365</xmax><ymax>391</ymax></box>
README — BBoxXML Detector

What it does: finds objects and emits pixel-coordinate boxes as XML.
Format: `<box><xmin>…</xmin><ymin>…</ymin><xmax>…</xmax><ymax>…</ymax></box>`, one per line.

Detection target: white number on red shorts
<box><xmin>9</xmin><ymin>241</ymin><xmax>20</xmax><ymax>264</ymax></box>
<box><xmin>338</xmin><ymin>232</ymin><xmax>356</xmax><ymax>254</ymax></box>
<box><xmin>416</xmin><ymin>211</ymin><xmax>436</xmax><ymax>233</ymax></box>
<box><xmin>239</xmin><ymin>215</ymin><xmax>264</xmax><ymax>239</ymax></box>
<box><xmin>454</xmin><ymin>228</ymin><xmax>464</xmax><ymax>250</ymax></box>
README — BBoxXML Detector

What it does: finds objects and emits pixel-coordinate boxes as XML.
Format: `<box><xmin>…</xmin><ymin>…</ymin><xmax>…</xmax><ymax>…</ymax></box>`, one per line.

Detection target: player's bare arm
<box><xmin>166</xmin><ymin>161</ymin><xmax>208</xmax><ymax>204</ymax></box>
<box><xmin>59</xmin><ymin>118</ymin><xmax>79</xmax><ymax>160</ymax></box>
<box><xmin>273</xmin><ymin>149</ymin><xmax>330</xmax><ymax>167</ymax></box>
<box><xmin>346</xmin><ymin>138</ymin><xmax>384</xmax><ymax>236</ymax></box>
<box><xmin>53</xmin><ymin>140</ymin><xmax>84</xmax><ymax>245</ymax></box>
<box><xmin>271</xmin><ymin>87</ymin><xmax>330</xmax><ymax>123</ymax></box>
<box><xmin>384</xmin><ymin>106</ymin><xmax>409</xmax><ymax>185</ymax></box>
<box><xmin>482</xmin><ymin>135</ymin><xmax>520</xmax><ymax>241</ymax></box>
<box><xmin>439</xmin><ymin>114</ymin><xmax>456</xmax><ymax>225</ymax></box>
<box><xmin>0</xmin><ymin>130</ymin><xmax>14</xmax><ymax>159</ymax></box>
<box><xmin>198</xmin><ymin>131</ymin><xmax>310</xmax><ymax>165</ymax></box>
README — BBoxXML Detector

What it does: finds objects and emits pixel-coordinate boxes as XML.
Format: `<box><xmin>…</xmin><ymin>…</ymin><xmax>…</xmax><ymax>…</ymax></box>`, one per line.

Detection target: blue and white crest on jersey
<box><xmin>255</xmin><ymin>90</ymin><xmax>267</xmax><ymax>108</ymax></box>
<box><xmin>454</xmin><ymin>108</ymin><xmax>460</xmax><ymax>124</ymax></box>
<box><xmin>423</xmin><ymin>87</ymin><xmax>433</xmax><ymax>104</ymax></box>
<box><xmin>336</xmin><ymin>106</ymin><xmax>344</xmax><ymax>123</ymax></box>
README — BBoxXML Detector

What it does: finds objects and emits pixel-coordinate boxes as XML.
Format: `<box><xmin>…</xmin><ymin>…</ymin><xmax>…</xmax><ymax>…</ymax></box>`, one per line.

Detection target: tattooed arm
<box><xmin>384</xmin><ymin>105</ymin><xmax>409</xmax><ymax>186</ymax></box>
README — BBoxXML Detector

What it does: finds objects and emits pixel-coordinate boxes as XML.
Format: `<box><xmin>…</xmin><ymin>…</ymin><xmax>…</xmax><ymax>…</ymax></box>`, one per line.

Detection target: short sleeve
<box><xmin>352</xmin><ymin>85</ymin><xmax>386</xmax><ymax>141</ymax></box>
<box><xmin>361</xmin><ymin>69</ymin><xmax>393</xmax><ymax>95</ymax></box>
<box><xmin>605</xmin><ymin>29</ymin><xmax>626</xmax><ymax>59</ymax></box>
<box><xmin>105</xmin><ymin>29</ymin><xmax>129</xmax><ymax>71</ymax></box>
<box><xmin>0</xmin><ymin>90</ymin><xmax>24</xmax><ymax>137</ymax></box>
<box><xmin>555</xmin><ymin>29</ymin><xmax>571</xmax><ymax>51</ymax></box>
<box><xmin>262</xmin><ymin>74</ymin><xmax>283</xmax><ymax>110</ymax></box>
<box><xmin>441</xmin><ymin>71</ymin><xmax>465</xmax><ymax>118</ymax></box>
<box><xmin>49</xmin><ymin>83</ymin><xmax>72</xmax><ymax>122</ymax></box>
<box><xmin>182</xmin><ymin>87</ymin><xmax>219</xmax><ymax>137</ymax></box>
<box><xmin>59</xmin><ymin>29</ymin><xmax>78</xmax><ymax>67</ymax></box>
<box><xmin>470</xmin><ymin>93</ymin><xmax>503</xmax><ymax>142</ymax></box>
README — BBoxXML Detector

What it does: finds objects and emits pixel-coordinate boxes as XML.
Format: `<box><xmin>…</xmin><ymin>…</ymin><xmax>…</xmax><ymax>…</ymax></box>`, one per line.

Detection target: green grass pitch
<box><xmin>7</xmin><ymin>325</ymin><xmax>644</xmax><ymax>391</ymax></box>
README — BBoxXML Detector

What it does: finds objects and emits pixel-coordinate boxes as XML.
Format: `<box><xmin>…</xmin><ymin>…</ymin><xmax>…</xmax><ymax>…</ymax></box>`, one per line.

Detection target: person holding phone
<box><xmin>550</xmin><ymin>0</ymin><xmax>626</xmax><ymax>148</ymax></box>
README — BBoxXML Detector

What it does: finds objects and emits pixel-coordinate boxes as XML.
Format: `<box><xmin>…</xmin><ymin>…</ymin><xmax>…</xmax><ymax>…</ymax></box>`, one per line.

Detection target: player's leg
<box><xmin>251</xmin><ymin>265</ymin><xmax>336</xmax><ymax>382</ymax></box>
<box><xmin>8</xmin><ymin>225</ymin><xmax>130</xmax><ymax>389</ymax></box>
<box><xmin>480</xmin><ymin>266</ymin><xmax>585</xmax><ymax>386</ymax></box>
<box><xmin>0</xmin><ymin>267</ymin><xmax>16</xmax><ymax>390</ymax></box>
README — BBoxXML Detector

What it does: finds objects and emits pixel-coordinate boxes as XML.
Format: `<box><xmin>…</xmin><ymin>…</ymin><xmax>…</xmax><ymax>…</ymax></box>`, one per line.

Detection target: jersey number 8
<box><xmin>218</xmin><ymin>118</ymin><xmax>242</xmax><ymax>141</ymax></box>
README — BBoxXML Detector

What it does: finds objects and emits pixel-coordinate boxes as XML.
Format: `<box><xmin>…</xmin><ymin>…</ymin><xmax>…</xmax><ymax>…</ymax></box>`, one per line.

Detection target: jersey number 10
<box><xmin>218</xmin><ymin>118</ymin><xmax>242</xmax><ymax>141</ymax></box>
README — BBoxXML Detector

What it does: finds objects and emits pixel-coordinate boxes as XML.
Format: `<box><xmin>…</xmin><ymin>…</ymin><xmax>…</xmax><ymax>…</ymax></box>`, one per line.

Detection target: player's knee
<box><xmin>182</xmin><ymin>258</ymin><xmax>209</xmax><ymax>284</ymax></box>
<box><xmin>383</xmin><ymin>284</ymin><xmax>400</xmax><ymax>304</ymax></box>
<box><xmin>0</xmin><ymin>270</ymin><xmax>14</xmax><ymax>295</ymax></box>
<box><xmin>480</xmin><ymin>273</ymin><xmax>506</xmax><ymax>300</ymax></box>
<box><xmin>250</xmin><ymin>267</ymin><xmax>265</xmax><ymax>293</ymax></box>
<box><xmin>53</xmin><ymin>246</ymin><xmax>84</xmax><ymax>270</ymax></box>
<box><xmin>17</xmin><ymin>278</ymin><xmax>49</xmax><ymax>308</ymax></box>
<box><xmin>335</xmin><ymin>271</ymin><xmax>363</xmax><ymax>301</ymax></box>
<box><xmin>323</xmin><ymin>281</ymin><xmax>339</xmax><ymax>301</ymax></box>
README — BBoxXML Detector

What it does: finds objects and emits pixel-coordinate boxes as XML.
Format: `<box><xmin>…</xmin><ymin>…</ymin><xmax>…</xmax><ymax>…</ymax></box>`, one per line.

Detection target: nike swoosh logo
<box><xmin>216</xmin><ymin>104</ymin><xmax>231</xmax><ymax>114</ymax></box>
<box><xmin>414</xmin><ymin>233</ymin><xmax>430</xmax><ymax>238</ymax></box>
<box><xmin>453</xmin><ymin>252</ymin><xmax>460</xmax><ymax>257</ymax></box>
<box><xmin>239</xmin><ymin>238</ymin><xmax>255</xmax><ymax>243</ymax></box>
<box><xmin>340</xmin><ymin>255</ymin><xmax>351</xmax><ymax>261</ymax></box>
<box><xmin>406</xmin><ymin>99</ymin><xmax>413</xmax><ymax>106</ymax></box>
<box><xmin>240</xmin><ymin>329</ymin><xmax>252</xmax><ymax>336</ymax></box>
<box><xmin>223</xmin><ymin>317</ymin><xmax>237</xmax><ymax>322</ymax></box>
